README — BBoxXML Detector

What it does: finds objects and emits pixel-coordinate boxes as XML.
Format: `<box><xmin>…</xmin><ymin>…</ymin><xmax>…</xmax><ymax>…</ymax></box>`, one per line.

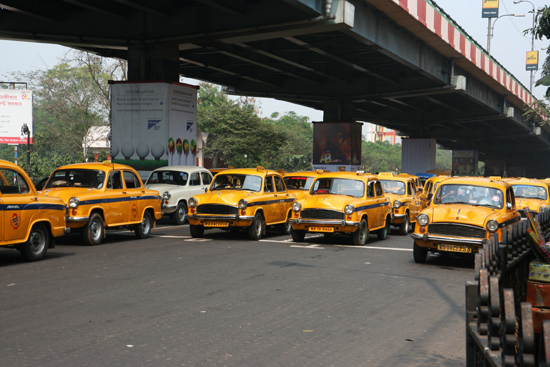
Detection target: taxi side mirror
<box><xmin>417</xmin><ymin>187</ymin><xmax>423</xmax><ymax>192</ymax></box>
<box><xmin>506</xmin><ymin>202</ymin><xmax>512</xmax><ymax>210</ymax></box>
<box><xmin>204</xmin><ymin>187</ymin><xmax>208</xmax><ymax>193</ymax></box>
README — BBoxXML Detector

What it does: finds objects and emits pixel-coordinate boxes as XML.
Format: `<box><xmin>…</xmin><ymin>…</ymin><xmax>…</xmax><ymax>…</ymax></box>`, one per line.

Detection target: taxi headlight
<box><xmin>393</xmin><ymin>200</ymin><xmax>402</xmax><ymax>209</ymax></box>
<box><xmin>162</xmin><ymin>191</ymin><xmax>171</xmax><ymax>200</ymax></box>
<box><xmin>292</xmin><ymin>202</ymin><xmax>302</xmax><ymax>212</ymax></box>
<box><xmin>69</xmin><ymin>197</ymin><xmax>80</xmax><ymax>209</ymax></box>
<box><xmin>417</xmin><ymin>213</ymin><xmax>429</xmax><ymax>226</ymax></box>
<box><xmin>238</xmin><ymin>199</ymin><xmax>248</xmax><ymax>209</ymax></box>
<box><xmin>487</xmin><ymin>220</ymin><xmax>499</xmax><ymax>233</ymax></box>
<box><xmin>188</xmin><ymin>197</ymin><xmax>198</xmax><ymax>208</ymax></box>
<box><xmin>344</xmin><ymin>205</ymin><xmax>354</xmax><ymax>215</ymax></box>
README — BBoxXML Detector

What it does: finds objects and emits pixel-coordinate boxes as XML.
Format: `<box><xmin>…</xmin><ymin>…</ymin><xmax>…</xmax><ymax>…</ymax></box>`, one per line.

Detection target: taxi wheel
<box><xmin>413</xmin><ymin>242</ymin><xmax>428</xmax><ymax>263</ymax></box>
<box><xmin>190</xmin><ymin>224</ymin><xmax>204</xmax><ymax>238</ymax></box>
<box><xmin>398</xmin><ymin>214</ymin><xmax>410</xmax><ymax>235</ymax></box>
<box><xmin>377</xmin><ymin>217</ymin><xmax>390</xmax><ymax>241</ymax></box>
<box><xmin>83</xmin><ymin>213</ymin><xmax>104</xmax><ymax>246</ymax></box>
<box><xmin>248</xmin><ymin>213</ymin><xmax>264</xmax><ymax>240</ymax></box>
<box><xmin>352</xmin><ymin>218</ymin><xmax>369</xmax><ymax>246</ymax></box>
<box><xmin>280</xmin><ymin>212</ymin><xmax>292</xmax><ymax>235</ymax></box>
<box><xmin>20</xmin><ymin>224</ymin><xmax>49</xmax><ymax>262</ymax></box>
<box><xmin>171</xmin><ymin>202</ymin><xmax>188</xmax><ymax>225</ymax></box>
<box><xmin>291</xmin><ymin>228</ymin><xmax>306</xmax><ymax>242</ymax></box>
<box><xmin>135</xmin><ymin>211</ymin><xmax>153</xmax><ymax>239</ymax></box>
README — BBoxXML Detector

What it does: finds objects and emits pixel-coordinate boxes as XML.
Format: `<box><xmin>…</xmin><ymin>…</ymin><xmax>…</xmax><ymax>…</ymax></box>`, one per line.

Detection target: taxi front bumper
<box><xmin>188</xmin><ymin>214</ymin><xmax>256</xmax><ymax>223</ymax></box>
<box><xmin>289</xmin><ymin>218</ymin><xmax>360</xmax><ymax>227</ymax></box>
<box><xmin>411</xmin><ymin>232</ymin><xmax>486</xmax><ymax>245</ymax></box>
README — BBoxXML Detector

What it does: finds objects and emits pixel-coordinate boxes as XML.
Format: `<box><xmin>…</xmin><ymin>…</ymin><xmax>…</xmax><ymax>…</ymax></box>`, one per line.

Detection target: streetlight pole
<box><xmin>20</xmin><ymin>123</ymin><xmax>30</xmax><ymax>174</ymax></box>
<box><xmin>514</xmin><ymin>0</ymin><xmax>536</xmax><ymax>93</ymax></box>
<box><xmin>487</xmin><ymin>13</ymin><xmax>525</xmax><ymax>57</ymax></box>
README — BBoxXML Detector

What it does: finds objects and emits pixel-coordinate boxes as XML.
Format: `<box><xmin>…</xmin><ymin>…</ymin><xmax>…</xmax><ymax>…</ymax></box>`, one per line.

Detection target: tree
<box><xmin>361</xmin><ymin>141</ymin><xmax>402</xmax><ymax>173</ymax></box>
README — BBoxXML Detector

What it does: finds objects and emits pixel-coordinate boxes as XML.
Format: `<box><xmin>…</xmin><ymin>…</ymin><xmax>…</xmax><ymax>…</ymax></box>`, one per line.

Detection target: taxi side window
<box><xmin>108</xmin><ymin>172</ymin><xmax>123</xmax><ymax>190</ymax></box>
<box><xmin>367</xmin><ymin>182</ymin><xmax>375</xmax><ymax>198</ymax></box>
<box><xmin>408</xmin><ymin>182</ymin><xmax>415</xmax><ymax>196</ymax></box>
<box><xmin>122</xmin><ymin>171</ymin><xmax>142</xmax><ymax>189</ymax></box>
<box><xmin>274</xmin><ymin>176</ymin><xmax>286</xmax><ymax>192</ymax></box>
<box><xmin>0</xmin><ymin>169</ymin><xmax>30</xmax><ymax>194</ymax></box>
<box><xmin>201</xmin><ymin>172</ymin><xmax>212</xmax><ymax>185</ymax></box>
<box><xmin>190</xmin><ymin>172</ymin><xmax>201</xmax><ymax>186</ymax></box>
<box><xmin>374</xmin><ymin>181</ymin><xmax>383</xmax><ymax>196</ymax></box>
<box><xmin>507</xmin><ymin>189</ymin><xmax>514</xmax><ymax>209</ymax></box>
<box><xmin>264</xmin><ymin>176</ymin><xmax>274</xmax><ymax>193</ymax></box>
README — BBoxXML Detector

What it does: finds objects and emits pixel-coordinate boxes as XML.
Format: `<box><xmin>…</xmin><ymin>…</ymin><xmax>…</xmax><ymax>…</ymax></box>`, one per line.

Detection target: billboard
<box><xmin>526</xmin><ymin>51</ymin><xmax>539</xmax><ymax>71</ymax></box>
<box><xmin>110</xmin><ymin>82</ymin><xmax>198</xmax><ymax>176</ymax></box>
<box><xmin>312</xmin><ymin>122</ymin><xmax>361</xmax><ymax>172</ymax></box>
<box><xmin>0</xmin><ymin>89</ymin><xmax>33</xmax><ymax>144</ymax></box>
<box><xmin>482</xmin><ymin>0</ymin><xmax>499</xmax><ymax>18</ymax></box>
<box><xmin>452</xmin><ymin>150</ymin><xmax>478</xmax><ymax>176</ymax></box>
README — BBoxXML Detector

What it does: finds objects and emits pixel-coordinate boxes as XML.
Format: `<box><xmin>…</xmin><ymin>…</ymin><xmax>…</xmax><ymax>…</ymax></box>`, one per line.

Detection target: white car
<box><xmin>145</xmin><ymin>166</ymin><xmax>213</xmax><ymax>225</ymax></box>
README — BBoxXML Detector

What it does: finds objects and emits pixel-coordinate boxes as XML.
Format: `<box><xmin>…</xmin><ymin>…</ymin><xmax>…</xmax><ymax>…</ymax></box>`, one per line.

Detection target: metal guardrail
<box><xmin>466</xmin><ymin>210</ymin><xmax>550</xmax><ymax>367</ymax></box>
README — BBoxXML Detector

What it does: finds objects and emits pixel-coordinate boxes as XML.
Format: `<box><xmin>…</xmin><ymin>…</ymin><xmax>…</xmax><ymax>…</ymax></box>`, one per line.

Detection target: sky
<box><xmin>0</xmin><ymin>0</ymin><xmax>548</xmax><ymax>118</ymax></box>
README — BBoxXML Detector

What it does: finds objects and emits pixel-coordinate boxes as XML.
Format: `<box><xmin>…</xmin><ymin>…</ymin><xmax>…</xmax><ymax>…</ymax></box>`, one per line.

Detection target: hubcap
<box><xmin>29</xmin><ymin>231</ymin><xmax>45</xmax><ymax>254</ymax></box>
<box><xmin>177</xmin><ymin>208</ymin><xmax>185</xmax><ymax>221</ymax></box>
<box><xmin>91</xmin><ymin>220</ymin><xmax>102</xmax><ymax>240</ymax></box>
<box><xmin>141</xmin><ymin>217</ymin><xmax>150</xmax><ymax>233</ymax></box>
<box><xmin>360</xmin><ymin>222</ymin><xmax>367</xmax><ymax>242</ymax></box>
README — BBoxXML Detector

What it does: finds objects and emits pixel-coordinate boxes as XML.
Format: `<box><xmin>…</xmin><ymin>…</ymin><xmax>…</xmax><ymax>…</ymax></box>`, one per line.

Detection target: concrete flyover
<box><xmin>1</xmin><ymin>0</ymin><xmax>547</xmax><ymax>176</ymax></box>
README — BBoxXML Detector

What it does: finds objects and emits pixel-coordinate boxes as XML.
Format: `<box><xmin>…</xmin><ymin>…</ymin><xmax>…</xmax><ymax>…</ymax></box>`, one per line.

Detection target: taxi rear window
<box><xmin>284</xmin><ymin>176</ymin><xmax>314</xmax><ymax>190</ymax></box>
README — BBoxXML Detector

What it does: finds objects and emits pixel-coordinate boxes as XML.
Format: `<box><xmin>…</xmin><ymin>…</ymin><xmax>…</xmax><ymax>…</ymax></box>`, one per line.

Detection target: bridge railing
<box><xmin>466</xmin><ymin>210</ymin><xmax>550</xmax><ymax>366</ymax></box>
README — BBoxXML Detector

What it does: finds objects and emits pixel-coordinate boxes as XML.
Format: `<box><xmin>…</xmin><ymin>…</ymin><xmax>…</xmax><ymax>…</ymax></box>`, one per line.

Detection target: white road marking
<box><xmin>290</xmin><ymin>244</ymin><xmax>325</xmax><ymax>249</ymax></box>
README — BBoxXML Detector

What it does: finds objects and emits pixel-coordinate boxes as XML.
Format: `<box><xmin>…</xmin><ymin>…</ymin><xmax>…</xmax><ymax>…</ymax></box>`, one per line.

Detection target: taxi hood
<box><xmin>428</xmin><ymin>204</ymin><xmax>498</xmax><ymax>226</ymax></box>
<box><xmin>516</xmin><ymin>198</ymin><xmax>543</xmax><ymax>212</ymax></box>
<box><xmin>302</xmin><ymin>194</ymin><xmax>362</xmax><ymax>212</ymax></box>
<box><xmin>197</xmin><ymin>190</ymin><xmax>260</xmax><ymax>206</ymax></box>
<box><xmin>40</xmin><ymin>187</ymin><xmax>100</xmax><ymax>201</ymax></box>
<box><xmin>145</xmin><ymin>183</ymin><xmax>185</xmax><ymax>193</ymax></box>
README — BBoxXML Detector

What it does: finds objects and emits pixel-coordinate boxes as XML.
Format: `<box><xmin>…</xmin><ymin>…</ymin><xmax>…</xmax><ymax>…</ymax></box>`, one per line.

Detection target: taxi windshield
<box><xmin>311</xmin><ymin>178</ymin><xmax>364</xmax><ymax>197</ymax></box>
<box><xmin>512</xmin><ymin>184</ymin><xmax>547</xmax><ymax>200</ymax></box>
<box><xmin>284</xmin><ymin>176</ymin><xmax>314</xmax><ymax>190</ymax></box>
<box><xmin>146</xmin><ymin>170</ymin><xmax>188</xmax><ymax>186</ymax></box>
<box><xmin>380</xmin><ymin>180</ymin><xmax>406</xmax><ymax>195</ymax></box>
<box><xmin>433</xmin><ymin>184</ymin><xmax>504</xmax><ymax>209</ymax></box>
<box><xmin>45</xmin><ymin>169</ymin><xmax>106</xmax><ymax>189</ymax></box>
<box><xmin>211</xmin><ymin>174</ymin><xmax>262</xmax><ymax>192</ymax></box>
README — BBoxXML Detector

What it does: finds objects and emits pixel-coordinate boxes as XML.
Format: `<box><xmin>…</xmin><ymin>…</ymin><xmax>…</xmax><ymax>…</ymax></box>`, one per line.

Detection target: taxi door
<box><xmin>103</xmin><ymin>170</ymin><xmax>130</xmax><ymax>225</ymax></box>
<box><xmin>122</xmin><ymin>170</ymin><xmax>146</xmax><ymax>224</ymax></box>
<box><xmin>365</xmin><ymin>180</ymin><xmax>382</xmax><ymax>229</ymax></box>
<box><xmin>2</xmin><ymin>170</ymin><xmax>33</xmax><ymax>243</ymax></box>
<box><xmin>408</xmin><ymin>181</ymin><xmax>422</xmax><ymax>221</ymax></box>
<box><xmin>273</xmin><ymin>175</ymin><xmax>292</xmax><ymax>223</ymax></box>
<box><xmin>262</xmin><ymin>175</ymin><xmax>277</xmax><ymax>224</ymax></box>
<box><xmin>374</xmin><ymin>180</ymin><xmax>389</xmax><ymax>228</ymax></box>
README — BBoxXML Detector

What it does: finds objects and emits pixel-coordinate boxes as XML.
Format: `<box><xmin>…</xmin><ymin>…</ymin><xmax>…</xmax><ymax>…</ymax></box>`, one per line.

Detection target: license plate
<box><xmin>309</xmin><ymin>226</ymin><xmax>334</xmax><ymax>233</ymax></box>
<box><xmin>204</xmin><ymin>222</ymin><xmax>229</xmax><ymax>227</ymax></box>
<box><xmin>437</xmin><ymin>244</ymin><xmax>472</xmax><ymax>253</ymax></box>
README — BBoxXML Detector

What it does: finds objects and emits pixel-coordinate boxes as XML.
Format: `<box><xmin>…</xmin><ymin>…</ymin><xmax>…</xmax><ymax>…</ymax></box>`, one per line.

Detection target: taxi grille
<box><xmin>428</xmin><ymin>223</ymin><xmax>486</xmax><ymax>239</ymax></box>
<box><xmin>301</xmin><ymin>209</ymin><xmax>344</xmax><ymax>220</ymax></box>
<box><xmin>196</xmin><ymin>204</ymin><xmax>238</xmax><ymax>215</ymax></box>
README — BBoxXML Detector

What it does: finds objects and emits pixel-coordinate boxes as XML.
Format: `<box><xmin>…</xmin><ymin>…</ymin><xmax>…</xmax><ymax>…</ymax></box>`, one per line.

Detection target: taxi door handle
<box><xmin>31</xmin><ymin>197</ymin><xmax>38</xmax><ymax>201</ymax></box>
<box><xmin>122</xmin><ymin>191</ymin><xmax>127</xmax><ymax>194</ymax></box>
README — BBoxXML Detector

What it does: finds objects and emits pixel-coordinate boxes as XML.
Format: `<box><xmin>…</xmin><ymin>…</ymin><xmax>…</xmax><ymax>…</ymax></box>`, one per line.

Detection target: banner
<box><xmin>0</xmin><ymin>89</ymin><xmax>33</xmax><ymax>144</ymax></box>
<box><xmin>452</xmin><ymin>150</ymin><xmax>478</xmax><ymax>176</ymax></box>
<box><xmin>526</xmin><ymin>51</ymin><xmax>539</xmax><ymax>71</ymax></box>
<box><xmin>482</xmin><ymin>0</ymin><xmax>499</xmax><ymax>18</ymax></box>
<box><xmin>312</xmin><ymin>122</ymin><xmax>361</xmax><ymax>172</ymax></box>
<box><xmin>111</xmin><ymin>82</ymin><xmax>198</xmax><ymax>176</ymax></box>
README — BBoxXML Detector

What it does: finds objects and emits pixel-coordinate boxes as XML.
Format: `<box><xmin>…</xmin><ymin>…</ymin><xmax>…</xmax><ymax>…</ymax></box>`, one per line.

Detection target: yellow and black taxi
<box><xmin>378</xmin><ymin>172</ymin><xmax>422</xmax><ymax>235</ymax></box>
<box><xmin>398</xmin><ymin>173</ymin><xmax>423</xmax><ymax>193</ymax></box>
<box><xmin>419</xmin><ymin>175</ymin><xmax>450</xmax><ymax>208</ymax></box>
<box><xmin>187</xmin><ymin>167</ymin><xmax>296</xmax><ymax>240</ymax></box>
<box><xmin>289</xmin><ymin>171</ymin><xmax>392</xmax><ymax>246</ymax></box>
<box><xmin>0</xmin><ymin>160</ymin><xmax>68</xmax><ymax>261</ymax></box>
<box><xmin>41</xmin><ymin>161</ymin><xmax>162</xmax><ymax>245</ymax></box>
<box><xmin>282</xmin><ymin>170</ymin><xmax>326</xmax><ymax>200</ymax></box>
<box><xmin>507</xmin><ymin>178</ymin><xmax>550</xmax><ymax>219</ymax></box>
<box><xmin>411</xmin><ymin>176</ymin><xmax>521</xmax><ymax>263</ymax></box>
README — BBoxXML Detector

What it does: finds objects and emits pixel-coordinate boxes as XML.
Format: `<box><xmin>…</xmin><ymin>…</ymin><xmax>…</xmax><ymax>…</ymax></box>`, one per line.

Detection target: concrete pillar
<box><xmin>401</xmin><ymin>138</ymin><xmax>436</xmax><ymax>174</ymax></box>
<box><xmin>127</xmin><ymin>43</ymin><xmax>180</xmax><ymax>82</ymax></box>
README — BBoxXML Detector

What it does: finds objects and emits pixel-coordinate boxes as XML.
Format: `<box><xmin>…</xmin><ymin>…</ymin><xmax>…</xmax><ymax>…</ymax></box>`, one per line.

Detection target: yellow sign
<box><xmin>482</xmin><ymin>0</ymin><xmax>499</xmax><ymax>18</ymax></box>
<box><xmin>526</xmin><ymin>51</ymin><xmax>539</xmax><ymax>71</ymax></box>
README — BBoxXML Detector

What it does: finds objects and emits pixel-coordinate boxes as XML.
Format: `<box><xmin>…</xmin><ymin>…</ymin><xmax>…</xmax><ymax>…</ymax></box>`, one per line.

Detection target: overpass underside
<box><xmin>1</xmin><ymin>0</ymin><xmax>548</xmax><ymax>176</ymax></box>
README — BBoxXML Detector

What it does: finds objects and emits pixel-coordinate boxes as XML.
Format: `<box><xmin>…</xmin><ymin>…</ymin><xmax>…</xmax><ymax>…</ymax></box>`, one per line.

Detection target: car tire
<box><xmin>377</xmin><ymin>217</ymin><xmax>390</xmax><ymax>240</ymax></box>
<box><xmin>19</xmin><ymin>224</ymin><xmax>49</xmax><ymax>262</ymax></box>
<box><xmin>352</xmin><ymin>218</ymin><xmax>369</xmax><ymax>246</ymax></box>
<box><xmin>171</xmin><ymin>201</ymin><xmax>188</xmax><ymax>225</ymax></box>
<box><xmin>190</xmin><ymin>224</ymin><xmax>204</xmax><ymax>238</ymax></box>
<box><xmin>413</xmin><ymin>242</ymin><xmax>428</xmax><ymax>263</ymax></box>
<box><xmin>135</xmin><ymin>211</ymin><xmax>153</xmax><ymax>239</ymax></box>
<box><xmin>398</xmin><ymin>213</ymin><xmax>410</xmax><ymax>235</ymax></box>
<box><xmin>82</xmin><ymin>212</ymin><xmax>104</xmax><ymax>246</ymax></box>
<box><xmin>291</xmin><ymin>228</ymin><xmax>306</xmax><ymax>242</ymax></box>
<box><xmin>279</xmin><ymin>212</ymin><xmax>292</xmax><ymax>235</ymax></box>
<box><xmin>248</xmin><ymin>212</ymin><xmax>264</xmax><ymax>240</ymax></box>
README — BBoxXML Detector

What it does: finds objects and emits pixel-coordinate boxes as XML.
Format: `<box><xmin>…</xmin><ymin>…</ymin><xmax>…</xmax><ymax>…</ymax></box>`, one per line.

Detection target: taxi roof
<box><xmin>53</xmin><ymin>161</ymin><xmax>135</xmax><ymax>172</ymax></box>
<box><xmin>283</xmin><ymin>170</ymin><xmax>326</xmax><ymax>177</ymax></box>
<box><xmin>377</xmin><ymin>172</ymin><xmax>415</xmax><ymax>183</ymax></box>
<box><xmin>216</xmin><ymin>166</ymin><xmax>280</xmax><ymax>177</ymax></box>
<box><xmin>313</xmin><ymin>171</ymin><xmax>379</xmax><ymax>181</ymax></box>
<box><xmin>436</xmin><ymin>176</ymin><xmax>510</xmax><ymax>188</ymax></box>
<box><xmin>507</xmin><ymin>178</ymin><xmax>547</xmax><ymax>187</ymax></box>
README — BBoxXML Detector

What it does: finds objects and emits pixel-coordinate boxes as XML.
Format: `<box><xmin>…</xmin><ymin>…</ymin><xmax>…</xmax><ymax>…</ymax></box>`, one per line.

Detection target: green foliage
<box><xmin>361</xmin><ymin>141</ymin><xmax>401</xmax><ymax>173</ymax></box>
<box><xmin>435</xmin><ymin>148</ymin><xmax>452</xmax><ymax>171</ymax></box>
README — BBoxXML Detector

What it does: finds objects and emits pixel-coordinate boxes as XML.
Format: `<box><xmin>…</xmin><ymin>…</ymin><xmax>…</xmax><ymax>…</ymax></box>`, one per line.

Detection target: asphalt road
<box><xmin>1</xmin><ymin>221</ymin><xmax>473</xmax><ymax>367</ymax></box>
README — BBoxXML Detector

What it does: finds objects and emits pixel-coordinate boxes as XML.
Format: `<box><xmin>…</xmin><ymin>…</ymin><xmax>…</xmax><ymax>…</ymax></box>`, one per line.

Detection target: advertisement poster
<box><xmin>452</xmin><ymin>150</ymin><xmax>478</xmax><ymax>176</ymax></box>
<box><xmin>0</xmin><ymin>89</ymin><xmax>33</xmax><ymax>144</ymax></box>
<box><xmin>312</xmin><ymin>122</ymin><xmax>361</xmax><ymax>172</ymax></box>
<box><xmin>482</xmin><ymin>0</ymin><xmax>499</xmax><ymax>18</ymax></box>
<box><xmin>526</xmin><ymin>51</ymin><xmax>539</xmax><ymax>71</ymax></box>
<box><xmin>111</xmin><ymin>82</ymin><xmax>198</xmax><ymax>176</ymax></box>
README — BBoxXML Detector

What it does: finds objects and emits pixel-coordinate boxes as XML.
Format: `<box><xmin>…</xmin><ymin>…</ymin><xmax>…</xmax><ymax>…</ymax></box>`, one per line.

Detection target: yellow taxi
<box><xmin>419</xmin><ymin>175</ymin><xmax>450</xmax><ymax>208</ymax></box>
<box><xmin>282</xmin><ymin>170</ymin><xmax>326</xmax><ymax>200</ymax></box>
<box><xmin>378</xmin><ymin>172</ymin><xmax>422</xmax><ymax>235</ymax></box>
<box><xmin>0</xmin><ymin>160</ymin><xmax>68</xmax><ymax>261</ymax></box>
<box><xmin>412</xmin><ymin>176</ymin><xmax>521</xmax><ymax>263</ymax></box>
<box><xmin>289</xmin><ymin>171</ymin><xmax>392</xmax><ymax>246</ymax></box>
<box><xmin>41</xmin><ymin>161</ymin><xmax>162</xmax><ymax>245</ymax></box>
<box><xmin>398</xmin><ymin>173</ymin><xmax>423</xmax><ymax>193</ymax></box>
<box><xmin>187</xmin><ymin>167</ymin><xmax>296</xmax><ymax>240</ymax></box>
<box><xmin>508</xmin><ymin>178</ymin><xmax>550</xmax><ymax>219</ymax></box>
